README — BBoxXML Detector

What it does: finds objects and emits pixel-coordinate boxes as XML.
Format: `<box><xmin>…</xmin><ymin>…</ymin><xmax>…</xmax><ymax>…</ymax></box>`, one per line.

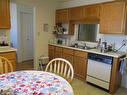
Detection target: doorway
<box><xmin>18</xmin><ymin>6</ymin><xmax>34</xmax><ymax>63</ymax></box>
<box><xmin>20</xmin><ymin>12</ymin><xmax>33</xmax><ymax>61</ymax></box>
<box><xmin>10</xmin><ymin>4</ymin><xmax>34</xmax><ymax>65</ymax></box>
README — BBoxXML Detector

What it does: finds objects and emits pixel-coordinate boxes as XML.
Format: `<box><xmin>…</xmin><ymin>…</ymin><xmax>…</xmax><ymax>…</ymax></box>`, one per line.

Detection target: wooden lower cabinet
<box><xmin>74</xmin><ymin>57</ymin><xmax>87</xmax><ymax>80</ymax></box>
<box><xmin>63</xmin><ymin>53</ymin><xmax>73</xmax><ymax>66</ymax></box>
<box><xmin>0</xmin><ymin>51</ymin><xmax>16</xmax><ymax>72</ymax></box>
<box><xmin>74</xmin><ymin>50</ymin><xmax>88</xmax><ymax>80</ymax></box>
<box><xmin>62</xmin><ymin>48</ymin><xmax>74</xmax><ymax>67</ymax></box>
<box><xmin>49</xmin><ymin>45</ymin><xmax>64</xmax><ymax>60</ymax></box>
<box><xmin>54</xmin><ymin>46</ymin><xmax>63</xmax><ymax>58</ymax></box>
<box><xmin>48</xmin><ymin>45</ymin><xmax>88</xmax><ymax>80</ymax></box>
<box><xmin>109</xmin><ymin>57</ymin><xmax>122</xmax><ymax>94</ymax></box>
<box><xmin>54</xmin><ymin>52</ymin><xmax>63</xmax><ymax>58</ymax></box>
<box><xmin>48</xmin><ymin>44</ymin><xmax>123</xmax><ymax>94</ymax></box>
<box><xmin>48</xmin><ymin>45</ymin><xmax>54</xmax><ymax>61</ymax></box>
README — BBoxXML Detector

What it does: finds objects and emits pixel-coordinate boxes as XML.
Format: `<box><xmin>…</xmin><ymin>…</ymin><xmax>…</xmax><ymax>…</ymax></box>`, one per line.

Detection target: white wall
<box><xmin>10</xmin><ymin>3</ymin><xmax>18</xmax><ymax>48</ymax></box>
<box><xmin>10</xmin><ymin>0</ymin><xmax>60</xmax><ymax>69</ymax></box>
<box><xmin>59</xmin><ymin>0</ymin><xmax>127</xmax><ymax>88</ymax></box>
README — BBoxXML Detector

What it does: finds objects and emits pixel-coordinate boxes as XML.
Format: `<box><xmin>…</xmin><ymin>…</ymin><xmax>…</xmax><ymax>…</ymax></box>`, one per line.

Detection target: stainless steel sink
<box><xmin>69</xmin><ymin>45</ymin><xmax>95</xmax><ymax>50</ymax></box>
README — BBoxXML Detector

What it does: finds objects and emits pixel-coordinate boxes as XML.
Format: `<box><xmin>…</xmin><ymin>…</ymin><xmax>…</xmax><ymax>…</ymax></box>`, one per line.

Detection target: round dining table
<box><xmin>0</xmin><ymin>70</ymin><xmax>73</xmax><ymax>95</ymax></box>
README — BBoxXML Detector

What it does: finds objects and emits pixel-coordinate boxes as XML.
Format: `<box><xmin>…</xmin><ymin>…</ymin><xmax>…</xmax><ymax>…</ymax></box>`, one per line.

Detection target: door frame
<box><xmin>17</xmin><ymin>5</ymin><xmax>36</xmax><ymax>68</ymax></box>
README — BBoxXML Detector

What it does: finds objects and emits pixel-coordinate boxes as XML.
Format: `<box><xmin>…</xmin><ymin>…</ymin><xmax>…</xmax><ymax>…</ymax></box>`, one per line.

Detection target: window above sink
<box><xmin>77</xmin><ymin>24</ymin><xmax>99</xmax><ymax>42</ymax></box>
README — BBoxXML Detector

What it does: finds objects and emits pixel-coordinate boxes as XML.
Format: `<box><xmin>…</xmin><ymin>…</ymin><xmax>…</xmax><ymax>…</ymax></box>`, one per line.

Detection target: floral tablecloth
<box><xmin>0</xmin><ymin>70</ymin><xmax>73</xmax><ymax>95</ymax></box>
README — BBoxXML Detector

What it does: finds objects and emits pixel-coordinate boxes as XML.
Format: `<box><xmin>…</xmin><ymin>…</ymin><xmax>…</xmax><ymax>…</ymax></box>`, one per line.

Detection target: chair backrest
<box><xmin>0</xmin><ymin>56</ymin><xmax>13</xmax><ymax>74</ymax></box>
<box><xmin>45</xmin><ymin>58</ymin><xmax>74</xmax><ymax>82</ymax></box>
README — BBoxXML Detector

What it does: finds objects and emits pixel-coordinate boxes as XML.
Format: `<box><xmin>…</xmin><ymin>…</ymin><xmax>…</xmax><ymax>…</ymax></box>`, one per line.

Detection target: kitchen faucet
<box><xmin>83</xmin><ymin>43</ymin><xmax>87</xmax><ymax>49</ymax></box>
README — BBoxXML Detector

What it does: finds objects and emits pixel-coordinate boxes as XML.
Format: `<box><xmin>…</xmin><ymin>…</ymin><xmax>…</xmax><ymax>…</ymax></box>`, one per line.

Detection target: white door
<box><xmin>20</xmin><ymin>12</ymin><xmax>33</xmax><ymax>61</ymax></box>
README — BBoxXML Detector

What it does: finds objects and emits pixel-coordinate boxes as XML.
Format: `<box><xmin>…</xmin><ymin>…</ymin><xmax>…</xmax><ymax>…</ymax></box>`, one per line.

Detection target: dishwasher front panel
<box><xmin>87</xmin><ymin>59</ymin><xmax>111</xmax><ymax>82</ymax></box>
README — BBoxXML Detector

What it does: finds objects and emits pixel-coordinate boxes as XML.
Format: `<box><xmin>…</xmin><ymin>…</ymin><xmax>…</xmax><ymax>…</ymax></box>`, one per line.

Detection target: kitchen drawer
<box><xmin>74</xmin><ymin>50</ymin><xmax>87</xmax><ymax>58</ymax></box>
<box><xmin>63</xmin><ymin>48</ymin><xmax>73</xmax><ymax>55</ymax></box>
<box><xmin>55</xmin><ymin>46</ymin><xmax>62</xmax><ymax>52</ymax></box>
<box><xmin>0</xmin><ymin>52</ymin><xmax>16</xmax><ymax>60</ymax></box>
<box><xmin>49</xmin><ymin>45</ymin><xmax>54</xmax><ymax>50</ymax></box>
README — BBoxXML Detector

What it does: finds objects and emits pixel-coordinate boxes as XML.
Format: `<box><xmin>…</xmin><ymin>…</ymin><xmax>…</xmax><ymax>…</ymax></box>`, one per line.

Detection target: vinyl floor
<box><xmin>16</xmin><ymin>61</ymin><xmax>127</xmax><ymax>95</ymax></box>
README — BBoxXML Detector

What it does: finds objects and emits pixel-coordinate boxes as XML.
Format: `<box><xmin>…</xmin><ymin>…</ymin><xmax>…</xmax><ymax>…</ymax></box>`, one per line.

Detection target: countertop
<box><xmin>0</xmin><ymin>46</ymin><xmax>17</xmax><ymax>53</ymax></box>
<box><xmin>49</xmin><ymin>43</ymin><xmax>126</xmax><ymax>58</ymax></box>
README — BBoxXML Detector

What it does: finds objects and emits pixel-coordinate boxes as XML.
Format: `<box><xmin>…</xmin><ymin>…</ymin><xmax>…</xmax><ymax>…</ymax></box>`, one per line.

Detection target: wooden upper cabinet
<box><xmin>100</xmin><ymin>1</ymin><xmax>126</xmax><ymax>34</ymax></box>
<box><xmin>68</xmin><ymin>21</ymin><xmax>75</xmax><ymax>35</ymax></box>
<box><xmin>83</xmin><ymin>4</ymin><xmax>100</xmax><ymax>23</ymax></box>
<box><xmin>55</xmin><ymin>9</ymin><xmax>69</xmax><ymax>23</ymax></box>
<box><xmin>0</xmin><ymin>0</ymin><xmax>10</xmax><ymax>29</ymax></box>
<box><xmin>69</xmin><ymin>7</ymin><xmax>83</xmax><ymax>20</ymax></box>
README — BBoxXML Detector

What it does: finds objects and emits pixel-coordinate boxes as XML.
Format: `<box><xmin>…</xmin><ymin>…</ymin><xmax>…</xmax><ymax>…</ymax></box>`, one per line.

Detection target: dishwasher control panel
<box><xmin>88</xmin><ymin>53</ymin><xmax>113</xmax><ymax>65</ymax></box>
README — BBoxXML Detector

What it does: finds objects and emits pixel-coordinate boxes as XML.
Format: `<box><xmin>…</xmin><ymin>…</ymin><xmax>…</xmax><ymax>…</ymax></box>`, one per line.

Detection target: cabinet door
<box><xmin>69</xmin><ymin>7</ymin><xmax>83</xmax><ymax>20</ymax></box>
<box><xmin>56</xmin><ymin>9</ymin><xmax>69</xmax><ymax>23</ymax></box>
<box><xmin>0</xmin><ymin>52</ymin><xmax>16</xmax><ymax>72</ymax></box>
<box><xmin>63</xmin><ymin>53</ymin><xmax>73</xmax><ymax>67</ymax></box>
<box><xmin>48</xmin><ymin>45</ymin><xmax>54</xmax><ymax>61</ymax></box>
<box><xmin>83</xmin><ymin>5</ymin><xmax>100</xmax><ymax>22</ymax></box>
<box><xmin>54</xmin><ymin>51</ymin><xmax>62</xmax><ymax>58</ymax></box>
<box><xmin>74</xmin><ymin>51</ymin><xmax>88</xmax><ymax>80</ymax></box>
<box><xmin>100</xmin><ymin>2</ymin><xmax>125</xmax><ymax>34</ymax></box>
<box><xmin>0</xmin><ymin>0</ymin><xmax>10</xmax><ymax>29</ymax></box>
<box><xmin>63</xmin><ymin>48</ymin><xmax>73</xmax><ymax>66</ymax></box>
<box><xmin>54</xmin><ymin>46</ymin><xmax>63</xmax><ymax>58</ymax></box>
<box><xmin>48</xmin><ymin>49</ymin><xmax>54</xmax><ymax>60</ymax></box>
<box><xmin>74</xmin><ymin>56</ymin><xmax>87</xmax><ymax>80</ymax></box>
<box><xmin>68</xmin><ymin>21</ymin><xmax>75</xmax><ymax>35</ymax></box>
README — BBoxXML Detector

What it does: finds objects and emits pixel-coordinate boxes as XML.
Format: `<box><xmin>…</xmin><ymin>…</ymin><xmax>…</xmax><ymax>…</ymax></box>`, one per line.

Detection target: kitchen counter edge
<box><xmin>0</xmin><ymin>47</ymin><xmax>17</xmax><ymax>53</ymax></box>
<box><xmin>49</xmin><ymin>44</ymin><xmax>126</xmax><ymax>58</ymax></box>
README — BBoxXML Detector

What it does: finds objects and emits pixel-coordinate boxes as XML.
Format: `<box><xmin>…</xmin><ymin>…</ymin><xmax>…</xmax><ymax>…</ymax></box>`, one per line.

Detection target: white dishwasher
<box><xmin>86</xmin><ymin>53</ymin><xmax>113</xmax><ymax>90</ymax></box>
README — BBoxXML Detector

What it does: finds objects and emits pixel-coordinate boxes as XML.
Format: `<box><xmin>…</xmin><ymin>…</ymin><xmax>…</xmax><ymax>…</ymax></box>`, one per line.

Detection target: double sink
<box><xmin>69</xmin><ymin>45</ymin><xmax>96</xmax><ymax>50</ymax></box>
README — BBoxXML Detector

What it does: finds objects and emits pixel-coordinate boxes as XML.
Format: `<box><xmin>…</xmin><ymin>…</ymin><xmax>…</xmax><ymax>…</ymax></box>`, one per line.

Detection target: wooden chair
<box><xmin>0</xmin><ymin>56</ymin><xmax>13</xmax><ymax>74</ymax></box>
<box><xmin>45</xmin><ymin>58</ymin><xmax>74</xmax><ymax>82</ymax></box>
